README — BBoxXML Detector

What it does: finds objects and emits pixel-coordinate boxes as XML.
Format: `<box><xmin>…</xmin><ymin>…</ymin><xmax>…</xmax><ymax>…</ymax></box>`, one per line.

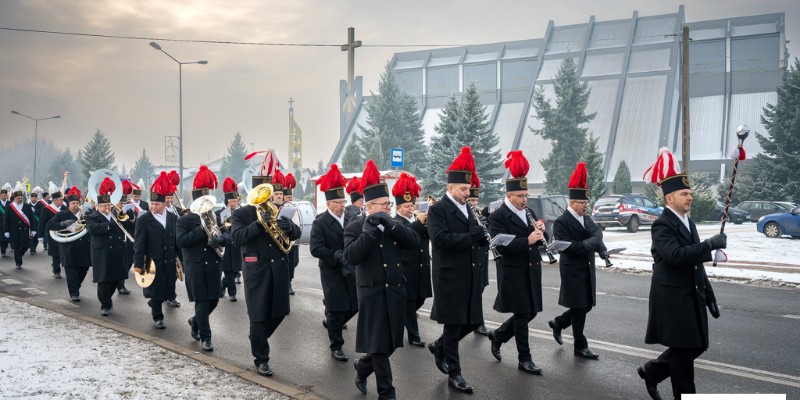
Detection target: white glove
<box><xmin>4</xmin><ymin>232</ymin><xmax>8</xmax><ymax>239</ymax></box>
<box><xmin>38</xmin><ymin>237</ymin><xmax>44</xmax><ymax>243</ymax></box>
<box><xmin>30</xmin><ymin>231</ymin><xmax>37</xmax><ymax>238</ymax></box>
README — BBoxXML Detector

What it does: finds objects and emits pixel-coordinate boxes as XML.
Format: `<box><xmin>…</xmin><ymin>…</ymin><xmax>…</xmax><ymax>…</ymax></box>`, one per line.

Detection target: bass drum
<box><xmin>284</xmin><ymin>200</ymin><xmax>316</xmax><ymax>244</ymax></box>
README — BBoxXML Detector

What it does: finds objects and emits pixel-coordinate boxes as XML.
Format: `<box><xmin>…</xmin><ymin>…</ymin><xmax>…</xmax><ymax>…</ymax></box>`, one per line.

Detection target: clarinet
<box><xmin>525</xmin><ymin>208</ymin><xmax>557</xmax><ymax>264</ymax></box>
<box><xmin>468</xmin><ymin>203</ymin><xmax>501</xmax><ymax>261</ymax></box>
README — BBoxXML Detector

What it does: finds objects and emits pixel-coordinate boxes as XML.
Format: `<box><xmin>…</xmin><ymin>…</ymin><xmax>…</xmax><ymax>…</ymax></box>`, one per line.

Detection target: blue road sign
<box><xmin>390</xmin><ymin>148</ymin><xmax>404</xmax><ymax>168</ymax></box>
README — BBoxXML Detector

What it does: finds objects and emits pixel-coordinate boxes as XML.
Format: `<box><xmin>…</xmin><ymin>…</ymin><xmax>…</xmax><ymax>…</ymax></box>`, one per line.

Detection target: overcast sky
<box><xmin>1</xmin><ymin>0</ymin><xmax>797</xmax><ymax>179</ymax></box>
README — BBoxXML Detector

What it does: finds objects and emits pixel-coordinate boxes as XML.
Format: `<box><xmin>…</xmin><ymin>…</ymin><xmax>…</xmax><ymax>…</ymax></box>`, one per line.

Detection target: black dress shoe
<box><xmin>487</xmin><ymin>329</ymin><xmax>502</xmax><ymax>361</ymax></box>
<box><xmin>574</xmin><ymin>348</ymin><xmax>599</xmax><ymax>360</ymax></box>
<box><xmin>518</xmin><ymin>360</ymin><xmax>543</xmax><ymax>375</ymax></box>
<box><xmin>637</xmin><ymin>366</ymin><xmax>663</xmax><ymax>400</ymax></box>
<box><xmin>202</xmin><ymin>340</ymin><xmax>214</xmax><ymax>352</ymax></box>
<box><xmin>154</xmin><ymin>320</ymin><xmax>166</xmax><ymax>329</ymax></box>
<box><xmin>343</xmin><ymin>323</ymin><xmax>348</xmax><ymax>330</ymax></box>
<box><xmin>288</xmin><ymin>285</ymin><xmax>295</xmax><ymax>295</ymax></box>
<box><xmin>188</xmin><ymin>317</ymin><xmax>200</xmax><ymax>341</ymax></box>
<box><xmin>166</xmin><ymin>299</ymin><xmax>181</xmax><ymax>308</ymax></box>
<box><xmin>331</xmin><ymin>349</ymin><xmax>348</xmax><ymax>361</ymax></box>
<box><xmin>548</xmin><ymin>320</ymin><xmax>563</xmax><ymax>345</ymax></box>
<box><xmin>54</xmin><ymin>273</ymin><xmax>62</xmax><ymax>279</ymax></box>
<box><xmin>229</xmin><ymin>295</ymin><xmax>237</xmax><ymax>302</ymax></box>
<box><xmin>322</xmin><ymin>319</ymin><xmax>329</xmax><ymax>329</ymax></box>
<box><xmin>70</xmin><ymin>296</ymin><xmax>80</xmax><ymax>302</ymax></box>
<box><xmin>118</xmin><ymin>287</ymin><xmax>131</xmax><ymax>295</ymax></box>
<box><xmin>409</xmin><ymin>339</ymin><xmax>426</xmax><ymax>347</ymax></box>
<box><xmin>473</xmin><ymin>324</ymin><xmax>488</xmax><ymax>336</ymax></box>
<box><xmin>235</xmin><ymin>276</ymin><xmax>242</xmax><ymax>284</ymax></box>
<box><xmin>257</xmin><ymin>362</ymin><xmax>273</xmax><ymax>376</ymax></box>
<box><xmin>427</xmin><ymin>342</ymin><xmax>448</xmax><ymax>374</ymax></box>
<box><xmin>354</xmin><ymin>361</ymin><xmax>367</xmax><ymax>394</ymax></box>
<box><xmin>447</xmin><ymin>374</ymin><xmax>473</xmax><ymax>393</ymax></box>
<box><xmin>16</xmin><ymin>264</ymin><xmax>22</xmax><ymax>270</ymax></box>
<box><xmin>100</xmin><ymin>308</ymin><xmax>110</xmax><ymax>316</ymax></box>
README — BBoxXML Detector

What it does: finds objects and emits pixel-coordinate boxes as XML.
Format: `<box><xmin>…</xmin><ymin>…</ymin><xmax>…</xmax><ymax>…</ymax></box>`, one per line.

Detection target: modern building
<box><xmin>329</xmin><ymin>6</ymin><xmax>787</xmax><ymax>191</ymax></box>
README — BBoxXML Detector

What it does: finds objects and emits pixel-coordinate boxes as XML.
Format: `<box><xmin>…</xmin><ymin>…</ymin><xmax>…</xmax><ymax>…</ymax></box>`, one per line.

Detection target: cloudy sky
<box><xmin>1</xmin><ymin>0</ymin><xmax>797</xmax><ymax>179</ymax></box>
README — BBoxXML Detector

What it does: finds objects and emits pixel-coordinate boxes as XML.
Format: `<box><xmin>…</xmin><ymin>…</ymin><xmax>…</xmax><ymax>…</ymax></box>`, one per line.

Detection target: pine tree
<box><xmin>132</xmin><ymin>149</ymin><xmax>155</xmax><ymax>191</ymax></box>
<box><xmin>748</xmin><ymin>58</ymin><xmax>800</xmax><ymax>202</ymax></box>
<box><xmin>358</xmin><ymin>62</ymin><xmax>427</xmax><ymax>175</ymax></box>
<box><xmin>612</xmin><ymin>160</ymin><xmax>632</xmax><ymax>194</ymax></box>
<box><xmin>460</xmin><ymin>83</ymin><xmax>502</xmax><ymax>203</ymax></box>
<box><xmin>423</xmin><ymin>95</ymin><xmax>460</xmax><ymax>198</ymax></box>
<box><xmin>582</xmin><ymin>134</ymin><xmax>606</xmax><ymax>206</ymax></box>
<box><xmin>78</xmin><ymin>129</ymin><xmax>115</xmax><ymax>187</ymax></box>
<box><xmin>47</xmin><ymin>149</ymin><xmax>81</xmax><ymax>187</ymax></box>
<box><xmin>716</xmin><ymin>173</ymin><xmax>761</xmax><ymax>206</ymax></box>
<box><xmin>530</xmin><ymin>57</ymin><xmax>595</xmax><ymax>195</ymax></box>
<box><xmin>689</xmin><ymin>173</ymin><xmax>717</xmax><ymax>221</ymax></box>
<box><xmin>341</xmin><ymin>132</ymin><xmax>364</xmax><ymax>173</ymax></box>
<box><xmin>366</xmin><ymin>134</ymin><xmax>385</xmax><ymax>169</ymax></box>
<box><xmin>219</xmin><ymin>132</ymin><xmax>249</xmax><ymax>182</ymax></box>
<box><xmin>644</xmin><ymin>183</ymin><xmax>662</xmax><ymax>206</ymax></box>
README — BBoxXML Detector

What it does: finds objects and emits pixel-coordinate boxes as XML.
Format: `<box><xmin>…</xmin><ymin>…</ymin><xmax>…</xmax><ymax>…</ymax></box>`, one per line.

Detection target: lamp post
<box><xmin>149</xmin><ymin>41</ymin><xmax>208</xmax><ymax>198</ymax></box>
<box><xmin>11</xmin><ymin>111</ymin><xmax>61</xmax><ymax>187</ymax></box>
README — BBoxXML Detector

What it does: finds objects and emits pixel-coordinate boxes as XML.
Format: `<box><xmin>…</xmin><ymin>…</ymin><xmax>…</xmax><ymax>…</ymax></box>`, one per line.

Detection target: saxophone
<box><xmin>247</xmin><ymin>183</ymin><xmax>293</xmax><ymax>254</ymax></box>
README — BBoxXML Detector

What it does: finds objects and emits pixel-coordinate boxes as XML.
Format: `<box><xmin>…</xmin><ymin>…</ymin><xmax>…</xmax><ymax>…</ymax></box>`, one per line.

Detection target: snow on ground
<box><xmin>0</xmin><ymin>297</ymin><xmax>290</xmax><ymax>400</ymax></box>
<box><xmin>604</xmin><ymin>257</ymin><xmax>800</xmax><ymax>286</ymax></box>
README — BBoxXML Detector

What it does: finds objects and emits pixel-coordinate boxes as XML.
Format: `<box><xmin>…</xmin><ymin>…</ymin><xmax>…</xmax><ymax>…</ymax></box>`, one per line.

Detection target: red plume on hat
<box><xmin>66</xmin><ymin>186</ymin><xmax>82</xmax><ymax>199</ymax></box>
<box><xmin>392</xmin><ymin>173</ymin><xmax>420</xmax><ymax>198</ymax></box>
<box><xmin>222</xmin><ymin>177</ymin><xmax>238</xmax><ymax>194</ymax></box>
<box><xmin>151</xmin><ymin>171</ymin><xmax>173</xmax><ymax>196</ymax></box>
<box><xmin>346</xmin><ymin>176</ymin><xmax>362</xmax><ymax>194</ymax></box>
<box><xmin>470</xmin><ymin>170</ymin><xmax>481</xmax><ymax>188</ymax></box>
<box><xmin>98</xmin><ymin>177</ymin><xmax>116</xmax><ymax>196</ymax></box>
<box><xmin>121</xmin><ymin>180</ymin><xmax>133</xmax><ymax>195</ymax></box>
<box><xmin>447</xmin><ymin>146</ymin><xmax>476</xmax><ymax>174</ymax></box>
<box><xmin>130</xmin><ymin>182</ymin><xmax>140</xmax><ymax>191</ymax></box>
<box><xmin>245</xmin><ymin>150</ymin><xmax>279</xmax><ymax>177</ymax></box>
<box><xmin>643</xmin><ymin>147</ymin><xmax>681</xmax><ymax>186</ymax></box>
<box><xmin>316</xmin><ymin>164</ymin><xmax>347</xmax><ymax>192</ymax></box>
<box><xmin>284</xmin><ymin>173</ymin><xmax>297</xmax><ymax>190</ymax></box>
<box><xmin>193</xmin><ymin>165</ymin><xmax>218</xmax><ymax>190</ymax></box>
<box><xmin>168</xmin><ymin>169</ymin><xmax>181</xmax><ymax>190</ymax></box>
<box><xmin>273</xmin><ymin>169</ymin><xmax>285</xmax><ymax>187</ymax></box>
<box><xmin>568</xmin><ymin>162</ymin><xmax>588</xmax><ymax>189</ymax></box>
<box><xmin>358</xmin><ymin>160</ymin><xmax>381</xmax><ymax>193</ymax></box>
<box><xmin>504</xmin><ymin>150</ymin><xmax>529</xmax><ymax>179</ymax></box>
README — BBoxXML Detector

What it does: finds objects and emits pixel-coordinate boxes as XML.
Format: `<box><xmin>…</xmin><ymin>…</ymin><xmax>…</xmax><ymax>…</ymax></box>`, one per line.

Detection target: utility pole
<box><xmin>681</xmin><ymin>25</ymin><xmax>690</xmax><ymax>175</ymax></box>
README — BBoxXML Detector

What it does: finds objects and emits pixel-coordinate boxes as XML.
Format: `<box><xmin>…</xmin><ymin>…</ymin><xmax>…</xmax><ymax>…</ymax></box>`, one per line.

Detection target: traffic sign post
<box><xmin>390</xmin><ymin>148</ymin><xmax>404</xmax><ymax>168</ymax></box>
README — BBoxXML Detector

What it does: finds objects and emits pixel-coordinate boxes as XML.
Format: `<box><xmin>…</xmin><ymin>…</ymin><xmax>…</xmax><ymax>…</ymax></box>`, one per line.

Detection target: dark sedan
<box><xmin>706</xmin><ymin>201</ymin><xmax>749</xmax><ymax>224</ymax></box>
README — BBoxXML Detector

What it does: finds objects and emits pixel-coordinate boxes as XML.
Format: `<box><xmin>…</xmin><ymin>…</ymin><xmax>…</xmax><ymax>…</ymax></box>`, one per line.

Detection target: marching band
<box><xmin>0</xmin><ymin>144</ymin><xmax>723</xmax><ymax>400</ymax></box>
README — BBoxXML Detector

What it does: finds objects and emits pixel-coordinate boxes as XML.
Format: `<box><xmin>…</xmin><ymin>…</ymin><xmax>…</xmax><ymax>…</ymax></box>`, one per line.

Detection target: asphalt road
<box><xmin>1</xmin><ymin>244</ymin><xmax>798</xmax><ymax>399</ymax></box>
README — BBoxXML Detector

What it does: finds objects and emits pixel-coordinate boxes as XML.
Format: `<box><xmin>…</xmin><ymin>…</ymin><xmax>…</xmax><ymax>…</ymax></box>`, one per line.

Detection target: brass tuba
<box><xmin>189</xmin><ymin>194</ymin><xmax>225</xmax><ymax>258</ymax></box>
<box><xmin>49</xmin><ymin>205</ymin><xmax>87</xmax><ymax>243</ymax></box>
<box><xmin>246</xmin><ymin>183</ymin><xmax>293</xmax><ymax>254</ymax></box>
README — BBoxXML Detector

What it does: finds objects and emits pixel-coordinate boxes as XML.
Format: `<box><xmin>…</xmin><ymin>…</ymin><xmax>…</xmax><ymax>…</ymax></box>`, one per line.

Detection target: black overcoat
<box><xmin>231</xmin><ymin>205</ymin><xmax>301</xmax><ymax>322</ymax></box>
<box><xmin>343</xmin><ymin>214</ymin><xmax>417</xmax><ymax>354</ymax></box>
<box><xmin>646</xmin><ymin>209</ymin><xmax>716</xmax><ymax>349</ymax></box>
<box><xmin>30</xmin><ymin>200</ymin><xmax>44</xmax><ymax>228</ymax></box>
<box><xmin>86</xmin><ymin>211</ymin><xmax>132</xmax><ymax>283</ymax></box>
<box><xmin>216</xmin><ymin>208</ymin><xmax>242</xmax><ymax>273</ymax></box>
<box><xmin>426</xmin><ymin>196</ymin><xmax>485</xmax><ymax>325</ymax></box>
<box><xmin>176</xmin><ymin>212</ymin><xmax>225</xmax><ymax>302</ymax></box>
<box><xmin>309</xmin><ymin>211</ymin><xmax>358</xmax><ymax>312</ymax></box>
<box><xmin>393</xmin><ymin>215</ymin><xmax>432</xmax><ymax>301</ymax></box>
<box><xmin>38</xmin><ymin>203</ymin><xmax>66</xmax><ymax>257</ymax></box>
<box><xmin>47</xmin><ymin>210</ymin><xmax>91</xmax><ymax>268</ymax></box>
<box><xmin>489</xmin><ymin>203</ymin><xmax>544</xmax><ymax>314</ymax></box>
<box><xmin>133</xmin><ymin>211</ymin><xmax>178</xmax><ymax>301</ymax></box>
<box><xmin>553</xmin><ymin>210</ymin><xmax>607</xmax><ymax>309</ymax></box>
<box><xmin>5</xmin><ymin>202</ymin><xmax>36</xmax><ymax>250</ymax></box>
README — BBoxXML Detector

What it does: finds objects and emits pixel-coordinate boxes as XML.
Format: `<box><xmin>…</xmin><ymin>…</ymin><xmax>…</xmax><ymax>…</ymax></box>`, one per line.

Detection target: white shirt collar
<box><xmin>666</xmin><ymin>206</ymin><xmax>691</xmax><ymax>233</ymax></box>
<box><xmin>152</xmin><ymin>210</ymin><xmax>167</xmax><ymax>227</ymax></box>
<box><xmin>446</xmin><ymin>192</ymin><xmax>468</xmax><ymax>218</ymax></box>
<box><xmin>327</xmin><ymin>209</ymin><xmax>345</xmax><ymax>227</ymax></box>
<box><xmin>568</xmin><ymin>206</ymin><xmax>585</xmax><ymax>227</ymax></box>
<box><xmin>504</xmin><ymin>197</ymin><xmax>528</xmax><ymax>226</ymax></box>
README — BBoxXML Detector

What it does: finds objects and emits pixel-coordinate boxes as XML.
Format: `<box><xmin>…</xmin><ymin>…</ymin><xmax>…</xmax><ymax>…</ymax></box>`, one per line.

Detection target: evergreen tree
<box><xmin>460</xmin><ymin>83</ymin><xmax>502</xmax><ymax>203</ymax></box>
<box><xmin>423</xmin><ymin>95</ymin><xmax>461</xmax><ymax>198</ymax></box>
<box><xmin>716</xmin><ymin>173</ymin><xmax>762</xmax><ymax>206</ymax></box>
<box><xmin>612</xmin><ymin>160</ymin><xmax>632</xmax><ymax>194</ymax></box>
<box><xmin>358</xmin><ymin>62</ymin><xmax>427</xmax><ymax>175</ymax></box>
<box><xmin>316</xmin><ymin>160</ymin><xmax>326</xmax><ymax>176</ymax></box>
<box><xmin>341</xmin><ymin>132</ymin><xmax>364</xmax><ymax>173</ymax></box>
<box><xmin>644</xmin><ymin>183</ymin><xmax>662</xmax><ymax>206</ymax></box>
<box><xmin>219</xmin><ymin>132</ymin><xmax>249</xmax><ymax>182</ymax></box>
<box><xmin>47</xmin><ymin>149</ymin><xmax>81</xmax><ymax>187</ymax></box>
<box><xmin>582</xmin><ymin>134</ymin><xmax>606</xmax><ymax>206</ymax></box>
<box><xmin>291</xmin><ymin>168</ymin><xmax>306</xmax><ymax>200</ymax></box>
<box><xmin>132</xmin><ymin>149</ymin><xmax>155</xmax><ymax>191</ymax></box>
<box><xmin>689</xmin><ymin>173</ymin><xmax>717</xmax><ymax>221</ymax></box>
<box><xmin>366</xmin><ymin>134</ymin><xmax>385</xmax><ymax>169</ymax></box>
<box><xmin>77</xmin><ymin>129</ymin><xmax>115</xmax><ymax>187</ymax></box>
<box><xmin>530</xmin><ymin>57</ymin><xmax>595</xmax><ymax>195</ymax></box>
<box><xmin>748</xmin><ymin>58</ymin><xmax>800</xmax><ymax>202</ymax></box>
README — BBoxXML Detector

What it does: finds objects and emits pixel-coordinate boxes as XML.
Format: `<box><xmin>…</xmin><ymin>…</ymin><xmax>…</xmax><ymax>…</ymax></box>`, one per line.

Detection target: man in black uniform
<box><xmin>116</xmin><ymin>180</ymin><xmax>136</xmax><ymax>295</ymax></box>
<box><xmin>164</xmin><ymin>170</ymin><xmax>184</xmax><ymax>308</ymax></box>
<box><xmin>230</xmin><ymin>167</ymin><xmax>301</xmax><ymax>377</ymax></box>
<box><xmin>177</xmin><ymin>165</ymin><xmax>226</xmax><ymax>351</ymax></box>
<box><xmin>129</xmin><ymin>182</ymin><xmax>149</xmax><ymax>213</ymax></box>
<box><xmin>86</xmin><ymin>177</ymin><xmax>133</xmax><ymax>316</ymax></box>
<box><xmin>426</xmin><ymin>147</ymin><xmax>486</xmax><ymax>393</ymax></box>
<box><xmin>487</xmin><ymin>150</ymin><xmax>546</xmax><ymax>375</ymax></box>
<box><xmin>0</xmin><ymin>184</ymin><xmax>11</xmax><ymax>257</ymax></box>
<box><xmin>47</xmin><ymin>186</ymin><xmax>90</xmax><ymax>300</ymax></box>
<box><xmin>283</xmin><ymin>172</ymin><xmax>300</xmax><ymax>295</ymax></box>
<box><xmin>345</xmin><ymin>176</ymin><xmax>363</xmax><ymax>221</ymax></box>
<box><xmin>637</xmin><ymin>149</ymin><xmax>724</xmax><ymax>400</ymax></box>
<box><xmin>391</xmin><ymin>173</ymin><xmax>432</xmax><ymax>347</ymax></box>
<box><xmin>133</xmin><ymin>172</ymin><xmax>178</xmax><ymax>329</ymax></box>
<box><xmin>4</xmin><ymin>184</ymin><xmax>36</xmax><ymax>269</ymax></box>
<box><xmin>547</xmin><ymin>162</ymin><xmax>608</xmax><ymax>360</ymax></box>
<box><xmin>217</xmin><ymin>177</ymin><xmax>241</xmax><ymax>302</ymax></box>
<box><xmin>467</xmin><ymin>179</ymin><xmax>490</xmax><ymax>336</ymax></box>
<box><xmin>344</xmin><ymin>159</ymin><xmax>417</xmax><ymax>399</ymax></box>
<box><xmin>28</xmin><ymin>188</ymin><xmax>44</xmax><ymax>255</ymax></box>
<box><xmin>310</xmin><ymin>164</ymin><xmax>358</xmax><ymax>361</ymax></box>
<box><xmin>38</xmin><ymin>188</ymin><xmax>66</xmax><ymax>278</ymax></box>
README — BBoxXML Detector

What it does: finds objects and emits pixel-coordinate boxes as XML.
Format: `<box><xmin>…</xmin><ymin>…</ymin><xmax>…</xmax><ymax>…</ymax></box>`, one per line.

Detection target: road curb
<box><xmin>0</xmin><ymin>292</ymin><xmax>324</xmax><ymax>400</ymax></box>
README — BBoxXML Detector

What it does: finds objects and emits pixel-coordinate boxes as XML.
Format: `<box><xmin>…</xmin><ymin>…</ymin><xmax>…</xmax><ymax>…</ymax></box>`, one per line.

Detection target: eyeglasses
<box><xmin>370</xmin><ymin>201</ymin><xmax>394</xmax><ymax>208</ymax></box>
<box><xmin>509</xmin><ymin>193</ymin><xmax>527</xmax><ymax>199</ymax></box>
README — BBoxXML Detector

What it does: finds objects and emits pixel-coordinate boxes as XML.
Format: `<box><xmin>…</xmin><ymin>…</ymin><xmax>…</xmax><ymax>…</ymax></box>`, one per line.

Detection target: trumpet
<box><xmin>468</xmin><ymin>202</ymin><xmax>501</xmax><ymax>261</ymax></box>
<box><xmin>190</xmin><ymin>195</ymin><xmax>225</xmax><ymax>258</ymax></box>
<box><xmin>525</xmin><ymin>208</ymin><xmax>557</xmax><ymax>264</ymax></box>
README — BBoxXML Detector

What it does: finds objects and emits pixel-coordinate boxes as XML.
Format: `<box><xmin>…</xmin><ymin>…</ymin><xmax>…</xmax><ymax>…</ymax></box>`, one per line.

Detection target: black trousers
<box><xmin>404</xmin><ymin>298</ymin><xmax>425</xmax><ymax>342</ymax></box>
<box><xmin>221</xmin><ymin>271</ymin><xmax>237</xmax><ymax>297</ymax></box>
<box><xmin>250</xmin><ymin>316</ymin><xmax>286</xmax><ymax>365</ymax></box>
<box><xmin>13</xmin><ymin>243</ymin><xmax>29</xmax><ymax>266</ymax></box>
<box><xmin>554</xmin><ymin>306</ymin><xmax>592</xmax><ymax>350</ymax></box>
<box><xmin>494</xmin><ymin>312</ymin><xmax>536</xmax><ymax>362</ymax></box>
<box><xmin>42</xmin><ymin>235</ymin><xmax>48</xmax><ymax>251</ymax></box>
<box><xmin>97</xmin><ymin>281</ymin><xmax>117</xmax><ymax>309</ymax></box>
<box><xmin>150</xmin><ymin>300</ymin><xmax>164</xmax><ymax>321</ymax></box>
<box><xmin>644</xmin><ymin>347</ymin><xmax>705</xmax><ymax>399</ymax></box>
<box><xmin>326</xmin><ymin>310</ymin><xmax>357</xmax><ymax>350</ymax></box>
<box><xmin>64</xmin><ymin>266</ymin><xmax>89</xmax><ymax>297</ymax></box>
<box><xmin>117</xmin><ymin>265</ymin><xmax>131</xmax><ymax>290</ymax></box>
<box><xmin>355</xmin><ymin>352</ymin><xmax>395</xmax><ymax>399</ymax></box>
<box><xmin>29</xmin><ymin>236</ymin><xmax>38</xmax><ymax>253</ymax></box>
<box><xmin>0</xmin><ymin>236</ymin><xmax>9</xmax><ymax>254</ymax></box>
<box><xmin>51</xmin><ymin>255</ymin><xmax>62</xmax><ymax>275</ymax></box>
<box><xmin>434</xmin><ymin>323</ymin><xmax>481</xmax><ymax>377</ymax></box>
<box><xmin>193</xmin><ymin>299</ymin><xmax>220</xmax><ymax>341</ymax></box>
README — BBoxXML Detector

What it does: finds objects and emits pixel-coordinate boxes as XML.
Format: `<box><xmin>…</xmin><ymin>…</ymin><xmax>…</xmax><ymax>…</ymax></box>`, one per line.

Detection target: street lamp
<box><xmin>11</xmin><ymin>110</ymin><xmax>61</xmax><ymax>187</ymax></box>
<box><xmin>149</xmin><ymin>41</ymin><xmax>208</xmax><ymax>198</ymax></box>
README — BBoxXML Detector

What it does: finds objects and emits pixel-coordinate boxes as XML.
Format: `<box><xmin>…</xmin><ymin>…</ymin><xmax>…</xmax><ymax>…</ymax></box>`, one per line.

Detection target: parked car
<box><xmin>592</xmin><ymin>194</ymin><xmax>662</xmax><ymax>233</ymax></box>
<box><xmin>706</xmin><ymin>201</ymin><xmax>749</xmax><ymax>224</ymax></box>
<box><xmin>756</xmin><ymin>206</ymin><xmax>800</xmax><ymax>238</ymax></box>
<box><xmin>735</xmin><ymin>201</ymin><xmax>795</xmax><ymax>222</ymax></box>
<box><xmin>526</xmin><ymin>194</ymin><xmax>569</xmax><ymax>234</ymax></box>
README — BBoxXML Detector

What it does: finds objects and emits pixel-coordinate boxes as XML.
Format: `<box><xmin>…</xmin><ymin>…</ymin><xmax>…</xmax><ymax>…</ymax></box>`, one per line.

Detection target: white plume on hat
<box><xmin>643</xmin><ymin>147</ymin><xmax>681</xmax><ymax>185</ymax></box>
<box><xmin>32</xmin><ymin>186</ymin><xmax>43</xmax><ymax>194</ymax></box>
<box><xmin>2</xmin><ymin>182</ymin><xmax>11</xmax><ymax>191</ymax></box>
<box><xmin>13</xmin><ymin>181</ymin><xmax>24</xmax><ymax>192</ymax></box>
<box><xmin>48</xmin><ymin>181</ymin><xmax>58</xmax><ymax>194</ymax></box>
<box><xmin>137</xmin><ymin>178</ymin><xmax>145</xmax><ymax>188</ymax></box>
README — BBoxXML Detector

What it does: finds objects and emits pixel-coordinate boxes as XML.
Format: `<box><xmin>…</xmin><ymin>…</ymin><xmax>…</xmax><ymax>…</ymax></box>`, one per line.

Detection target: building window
<box><xmin>502</xmin><ymin>60</ymin><xmax>535</xmax><ymax>90</ymax></box>
<box><xmin>464</xmin><ymin>63</ymin><xmax>497</xmax><ymax>92</ymax></box>
<box><xmin>396</xmin><ymin>70</ymin><xmax>423</xmax><ymax>96</ymax></box>
<box><xmin>427</xmin><ymin>66</ymin><xmax>459</xmax><ymax>97</ymax></box>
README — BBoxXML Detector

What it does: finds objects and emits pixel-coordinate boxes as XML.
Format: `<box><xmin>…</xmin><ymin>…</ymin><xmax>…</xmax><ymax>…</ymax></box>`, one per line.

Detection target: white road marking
<box><xmin>781</xmin><ymin>315</ymin><xmax>800</xmax><ymax>320</ymax></box>
<box><xmin>1</xmin><ymin>279</ymin><xmax>23</xmax><ymax>285</ymax></box>
<box><xmin>21</xmin><ymin>288</ymin><xmax>47</xmax><ymax>295</ymax></box>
